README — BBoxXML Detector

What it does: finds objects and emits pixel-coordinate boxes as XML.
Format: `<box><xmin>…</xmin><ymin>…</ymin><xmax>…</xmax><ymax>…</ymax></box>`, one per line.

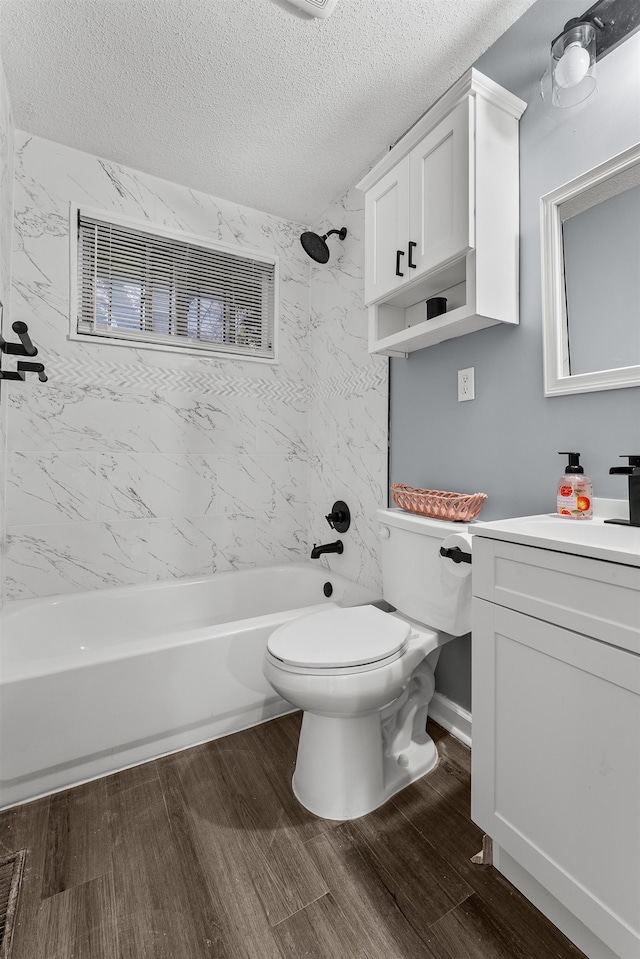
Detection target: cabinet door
<box><xmin>408</xmin><ymin>99</ymin><xmax>473</xmax><ymax>278</ymax></box>
<box><xmin>364</xmin><ymin>156</ymin><xmax>410</xmax><ymax>305</ymax></box>
<box><xmin>472</xmin><ymin>598</ymin><xmax>640</xmax><ymax>959</ymax></box>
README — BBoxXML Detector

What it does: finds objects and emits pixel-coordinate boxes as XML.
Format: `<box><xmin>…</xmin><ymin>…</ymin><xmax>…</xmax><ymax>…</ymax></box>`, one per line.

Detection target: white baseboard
<box><xmin>430</xmin><ymin>691</ymin><xmax>472</xmax><ymax>747</ymax></box>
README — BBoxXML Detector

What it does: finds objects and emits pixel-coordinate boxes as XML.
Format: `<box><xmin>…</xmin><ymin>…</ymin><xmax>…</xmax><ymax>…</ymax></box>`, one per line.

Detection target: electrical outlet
<box><xmin>458</xmin><ymin>367</ymin><xmax>475</xmax><ymax>402</ymax></box>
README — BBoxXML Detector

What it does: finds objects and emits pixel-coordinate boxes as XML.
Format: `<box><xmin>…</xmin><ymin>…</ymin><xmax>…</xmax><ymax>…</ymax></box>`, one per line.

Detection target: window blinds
<box><xmin>77</xmin><ymin>213</ymin><xmax>276</xmax><ymax>359</ymax></box>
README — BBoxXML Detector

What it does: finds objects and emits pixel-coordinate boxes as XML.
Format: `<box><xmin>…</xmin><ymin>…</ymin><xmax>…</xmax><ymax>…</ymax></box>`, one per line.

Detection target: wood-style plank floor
<box><xmin>0</xmin><ymin>714</ymin><xmax>586</xmax><ymax>959</ymax></box>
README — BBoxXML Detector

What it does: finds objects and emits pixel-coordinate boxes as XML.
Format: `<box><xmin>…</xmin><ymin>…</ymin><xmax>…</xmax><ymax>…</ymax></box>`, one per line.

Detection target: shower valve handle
<box><xmin>325</xmin><ymin>501</ymin><xmax>351</xmax><ymax>534</ymax></box>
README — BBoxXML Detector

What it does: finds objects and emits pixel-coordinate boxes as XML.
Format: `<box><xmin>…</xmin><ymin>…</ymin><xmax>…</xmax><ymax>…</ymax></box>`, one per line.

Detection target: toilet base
<box><xmin>291</xmin><ymin>649</ymin><xmax>442</xmax><ymax>821</ymax></box>
<box><xmin>292</xmin><ymin>710</ymin><xmax>438</xmax><ymax>821</ymax></box>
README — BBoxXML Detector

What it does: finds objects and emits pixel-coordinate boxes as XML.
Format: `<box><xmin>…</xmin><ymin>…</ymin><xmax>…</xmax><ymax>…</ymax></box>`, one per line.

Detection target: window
<box><xmin>74</xmin><ymin>209</ymin><xmax>277</xmax><ymax>361</ymax></box>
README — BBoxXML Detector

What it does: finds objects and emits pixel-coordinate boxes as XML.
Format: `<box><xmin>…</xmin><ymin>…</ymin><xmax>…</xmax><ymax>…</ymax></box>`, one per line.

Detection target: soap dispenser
<box><xmin>557</xmin><ymin>452</ymin><xmax>593</xmax><ymax>520</ymax></box>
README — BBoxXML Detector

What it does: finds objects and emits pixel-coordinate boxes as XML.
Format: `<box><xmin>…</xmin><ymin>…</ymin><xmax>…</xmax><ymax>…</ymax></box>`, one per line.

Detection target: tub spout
<box><xmin>310</xmin><ymin>540</ymin><xmax>344</xmax><ymax>559</ymax></box>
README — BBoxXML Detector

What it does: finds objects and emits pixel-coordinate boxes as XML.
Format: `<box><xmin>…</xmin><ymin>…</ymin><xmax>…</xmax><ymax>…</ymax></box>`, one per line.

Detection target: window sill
<box><xmin>68</xmin><ymin>330</ymin><xmax>279</xmax><ymax>365</ymax></box>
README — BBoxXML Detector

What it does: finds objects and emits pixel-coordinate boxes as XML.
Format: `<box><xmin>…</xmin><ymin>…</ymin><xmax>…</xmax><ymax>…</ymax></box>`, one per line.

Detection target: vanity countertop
<box><xmin>474</xmin><ymin>510</ymin><xmax>640</xmax><ymax>568</ymax></box>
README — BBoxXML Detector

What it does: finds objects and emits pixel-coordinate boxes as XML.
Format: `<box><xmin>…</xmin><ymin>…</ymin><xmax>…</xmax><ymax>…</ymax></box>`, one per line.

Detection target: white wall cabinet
<box><xmin>357</xmin><ymin>69</ymin><xmax>526</xmax><ymax>356</ymax></box>
<box><xmin>472</xmin><ymin>536</ymin><xmax>640</xmax><ymax>959</ymax></box>
<box><xmin>363</xmin><ymin>155</ymin><xmax>410</xmax><ymax>305</ymax></box>
<box><xmin>364</xmin><ymin>101</ymin><xmax>471</xmax><ymax>305</ymax></box>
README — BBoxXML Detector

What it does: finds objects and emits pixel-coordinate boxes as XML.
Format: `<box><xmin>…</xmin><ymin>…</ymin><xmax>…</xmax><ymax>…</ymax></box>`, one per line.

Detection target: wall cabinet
<box><xmin>357</xmin><ymin>69</ymin><xmax>526</xmax><ymax>356</ymax></box>
<box><xmin>364</xmin><ymin>100</ymin><xmax>471</xmax><ymax>304</ymax></box>
<box><xmin>472</xmin><ymin>535</ymin><xmax>640</xmax><ymax>959</ymax></box>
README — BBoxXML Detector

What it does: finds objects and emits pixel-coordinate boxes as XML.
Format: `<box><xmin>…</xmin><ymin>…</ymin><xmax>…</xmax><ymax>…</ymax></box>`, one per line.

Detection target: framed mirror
<box><xmin>540</xmin><ymin>141</ymin><xmax>640</xmax><ymax>396</ymax></box>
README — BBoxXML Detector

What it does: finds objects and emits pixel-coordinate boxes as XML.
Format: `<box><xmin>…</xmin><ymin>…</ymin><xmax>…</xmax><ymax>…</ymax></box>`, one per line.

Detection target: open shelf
<box><xmin>369</xmin><ymin>252</ymin><xmax>504</xmax><ymax>356</ymax></box>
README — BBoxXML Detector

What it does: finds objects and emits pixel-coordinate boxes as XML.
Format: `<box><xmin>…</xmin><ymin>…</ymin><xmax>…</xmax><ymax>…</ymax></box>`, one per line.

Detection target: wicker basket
<box><xmin>391</xmin><ymin>483</ymin><xmax>487</xmax><ymax>522</ymax></box>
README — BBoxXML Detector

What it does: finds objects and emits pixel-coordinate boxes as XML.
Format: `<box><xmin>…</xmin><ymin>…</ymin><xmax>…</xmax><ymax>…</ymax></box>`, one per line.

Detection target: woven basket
<box><xmin>392</xmin><ymin>483</ymin><xmax>487</xmax><ymax>522</ymax></box>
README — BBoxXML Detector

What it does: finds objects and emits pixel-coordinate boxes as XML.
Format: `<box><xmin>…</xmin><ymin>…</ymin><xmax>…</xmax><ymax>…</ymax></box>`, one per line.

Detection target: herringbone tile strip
<box><xmin>310</xmin><ymin>364</ymin><xmax>387</xmax><ymax>400</ymax></box>
<box><xmin>38</xmin><ymin>355</ymin><xmax>308</xmax><ymax>403</ymax></box>
<box><xmin>30</xmin><ymin>355</ymin><xmax>386</xmax><ymax>403</ymax></box>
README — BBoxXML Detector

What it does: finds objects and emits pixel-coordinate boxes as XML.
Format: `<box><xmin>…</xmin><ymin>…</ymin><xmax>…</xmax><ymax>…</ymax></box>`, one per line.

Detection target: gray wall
<box><xmin>390</xmin><ymin>0</ymin><xmax>640</xmax><ymax>712</ymax></box>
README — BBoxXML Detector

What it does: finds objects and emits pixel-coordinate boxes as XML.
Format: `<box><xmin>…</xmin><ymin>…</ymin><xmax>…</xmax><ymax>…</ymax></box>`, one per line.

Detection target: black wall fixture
<box><xmin>551</xmin><ymin>0</ymin><xmax>640</xmax><ymax>62</ymax></box>
<box><xmin>0</xmin><ymin>321</ymin><xmax>48</xmax><ymax>383</ymax></box>
<box><xmin>300</xmin><ymin>228</ymin><xmax>347</xmax><ymax>264</ymax></box>
<box><xmin>325</xmin><ymin>501</ymin><xmax>351</xmax><ymax>534</ymax></box>
<box><xmin>572</xmin><ymin>0</ymin><xmax>640</xmax><ymax>59</ymax></box>
<box><xmin>547</xmin><ymin>0</ymin><xmax>640</xmax><ymax>108</ymax></box>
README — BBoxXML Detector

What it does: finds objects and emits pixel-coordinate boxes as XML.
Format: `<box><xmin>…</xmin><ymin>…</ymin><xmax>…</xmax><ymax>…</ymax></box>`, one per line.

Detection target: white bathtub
<box><xmin>0</xmin><ymin>563</ymin><xmax>378</xmax><ymax>808</ymax></box>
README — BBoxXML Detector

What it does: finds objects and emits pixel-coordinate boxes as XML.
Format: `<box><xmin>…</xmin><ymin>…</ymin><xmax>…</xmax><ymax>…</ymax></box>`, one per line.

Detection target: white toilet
<box><xmin>263</xmin><ymin>507</ymin><xmax>473</xmax><ymax>820</ymax></box>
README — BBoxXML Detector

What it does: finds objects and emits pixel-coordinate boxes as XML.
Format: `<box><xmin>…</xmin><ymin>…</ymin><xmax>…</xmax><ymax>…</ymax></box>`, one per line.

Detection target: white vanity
<box><xmin>471</xmin><ymin>507</ymin><xmax>640</xmax><ymax>959</ymax></box>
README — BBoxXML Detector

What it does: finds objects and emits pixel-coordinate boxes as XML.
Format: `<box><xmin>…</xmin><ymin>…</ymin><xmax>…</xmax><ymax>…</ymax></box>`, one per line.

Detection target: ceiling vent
<box><xmin>284</xmin><ymin>0</ymin><xmax>339</xmax><ymax>19</ymax></box>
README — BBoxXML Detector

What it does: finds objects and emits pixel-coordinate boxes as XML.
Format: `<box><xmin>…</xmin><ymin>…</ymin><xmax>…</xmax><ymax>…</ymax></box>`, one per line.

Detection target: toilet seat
<box><xmin>267</xmin><ymin>605</ymin><xmax>411</xmax><ymax>672</ymax></box>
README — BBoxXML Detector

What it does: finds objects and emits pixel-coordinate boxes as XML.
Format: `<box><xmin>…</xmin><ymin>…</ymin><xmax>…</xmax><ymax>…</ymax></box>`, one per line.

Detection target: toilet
<box><xmin>263</xmin><ymin>507</ymin><xmax>473</xmax><ymax>821</ymax></box>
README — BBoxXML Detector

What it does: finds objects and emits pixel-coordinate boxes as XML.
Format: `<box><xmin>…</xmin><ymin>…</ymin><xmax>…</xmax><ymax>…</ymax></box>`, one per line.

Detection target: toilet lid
<box><xmin>267</xmin><ymin>605</ymin><xmax>410</xmax><ymax>669</ymax></box>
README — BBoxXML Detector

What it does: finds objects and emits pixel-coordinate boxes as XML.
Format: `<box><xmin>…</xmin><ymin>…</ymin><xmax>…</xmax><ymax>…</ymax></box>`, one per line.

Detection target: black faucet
<box><xmin>310</xmin><ymin>540</ymin><xmax>344</xmax><ymax>559</ymax></box>
<box><xmin>604</xmin><ymin>455</ymin><xmax>640</xmax><ymax>527</ymax></box>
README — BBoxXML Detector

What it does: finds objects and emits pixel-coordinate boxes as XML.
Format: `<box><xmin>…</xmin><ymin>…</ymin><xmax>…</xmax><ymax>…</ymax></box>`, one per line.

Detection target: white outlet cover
<box><xmin>458</xmin><ymin>367</ymin><xmax>475</xmax><ymax>402</ymax></box>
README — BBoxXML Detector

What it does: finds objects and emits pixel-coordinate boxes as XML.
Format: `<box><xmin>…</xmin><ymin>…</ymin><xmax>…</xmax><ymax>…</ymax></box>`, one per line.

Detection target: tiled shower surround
<box><xmin>4</xmin><ymin>132</ymin><xmax>387</xmax><ymax>601</ymax></box>
<box><xmin>0</xmin><ymin>61</ymin><xmax>11</xmax><ymax>310</ymax></box>
<box><xmin>308</xmin><ymin>189</ymin><xmax>388</xmax><ymax>588</ymax></box>
<box><xmin>0</xmin><ymin>57</ymin><xmax>15</xmax><ymax>598</ymax></box>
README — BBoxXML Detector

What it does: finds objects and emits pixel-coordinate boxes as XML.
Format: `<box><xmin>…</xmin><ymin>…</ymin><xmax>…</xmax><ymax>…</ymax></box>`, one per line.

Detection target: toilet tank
<box><xmin>377</xmin><ymin>507</ymin><xmax>472</xmax><ymax>636</ymax></box>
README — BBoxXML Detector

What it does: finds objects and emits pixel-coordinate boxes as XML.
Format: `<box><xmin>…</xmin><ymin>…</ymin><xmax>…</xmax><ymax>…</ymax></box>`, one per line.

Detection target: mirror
<box><xmin>541</xmin><ymin>141</ymin><xmax>640</xmax><ymax>396</ymax></box>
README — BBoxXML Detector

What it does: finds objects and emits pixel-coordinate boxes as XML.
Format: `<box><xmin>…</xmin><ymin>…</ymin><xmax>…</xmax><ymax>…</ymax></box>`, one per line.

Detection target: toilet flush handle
<box><xmin>439</xmin><ymin>545</ymin><xmax>472</xmax><ymax>564</ymax></box>
<box><xmin>377</xmin><ymin>526</ymin><xmax>390</xmax><ymax>539</ymax></box>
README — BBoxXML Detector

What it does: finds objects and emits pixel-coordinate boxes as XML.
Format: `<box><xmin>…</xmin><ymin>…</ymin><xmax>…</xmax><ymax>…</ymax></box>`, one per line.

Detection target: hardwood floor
<box><xmin>0</xmin><ymin>715</ymin><xmax>586</xmax><ymax>959</ymax></box>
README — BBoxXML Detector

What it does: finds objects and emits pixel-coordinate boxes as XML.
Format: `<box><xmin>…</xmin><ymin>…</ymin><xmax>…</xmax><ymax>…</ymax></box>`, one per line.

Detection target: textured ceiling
<box><xmin>0</xmin><ymin>0</ymin><xmax>538</xmax><ymax>224</ymax></box>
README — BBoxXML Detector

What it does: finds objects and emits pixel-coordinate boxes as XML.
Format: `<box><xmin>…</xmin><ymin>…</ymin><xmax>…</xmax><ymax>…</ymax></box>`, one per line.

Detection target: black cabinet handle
<box><xmin>395</xmin><ymin>250</ymin><xmax>405</xmax><ymax>277</ymax></box>
<box><xmin>408</xmin><ymin>241</ymin><xmax>417</xmax><ymax>269</ymax></box>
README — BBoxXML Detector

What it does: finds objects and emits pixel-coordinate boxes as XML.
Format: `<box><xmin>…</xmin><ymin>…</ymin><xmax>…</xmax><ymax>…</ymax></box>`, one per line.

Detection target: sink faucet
<box><xmin>605</xmin><ymin>455</ymin><xmax>640</xmax><ymax>527</ymax></box>
<box><xmin>310</xmin><ymin>540</ymin><xmax>344</xmax><ymax>559</ymax></box>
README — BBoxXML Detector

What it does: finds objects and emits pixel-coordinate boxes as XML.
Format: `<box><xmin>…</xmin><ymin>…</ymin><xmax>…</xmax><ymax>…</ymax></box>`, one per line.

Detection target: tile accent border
<box><xmin>43</xmin><ymin>356</ymin><xmax>307</xmax><ymax>403</ymax></box>
<box><xmin>311</xmin><ymin>363</ymin><xmax>386</xmax><ymax>400</ymax></box>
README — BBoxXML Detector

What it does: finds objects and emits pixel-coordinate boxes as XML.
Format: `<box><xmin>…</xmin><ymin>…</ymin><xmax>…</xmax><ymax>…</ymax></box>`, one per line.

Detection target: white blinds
<box><xmin>77</xmin><ymin>213</ymin><xmax>276</xmax><ymax>359</ymax></box>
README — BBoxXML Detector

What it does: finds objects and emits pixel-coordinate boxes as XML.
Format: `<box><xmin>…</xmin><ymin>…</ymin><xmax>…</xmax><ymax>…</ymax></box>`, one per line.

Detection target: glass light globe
<box><xmin>551</xmin><ymin>21</ymin><xmax>596</xmax><ymax>109</ymax></box>
<box><xmin>555</xmin><ymin>42</ymin><xmax>591</xmax><ymax>88</ymax></box>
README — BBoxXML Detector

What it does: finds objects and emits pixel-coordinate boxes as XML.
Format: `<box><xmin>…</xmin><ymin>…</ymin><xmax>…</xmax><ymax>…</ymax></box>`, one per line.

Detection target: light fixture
<box><xmin>551</xmin><ymin>19</ymin><xmax>597</xmax><ymax>108</ymax></box>
<box><xmin>284</xmin><ymin>0</ymin><xmax>339</xmax><ymax>18</ymax></box>
<box><xmin>548</xmin><ymin>0</ymin><xmax>640</xmax><ymax>109</ymax></box>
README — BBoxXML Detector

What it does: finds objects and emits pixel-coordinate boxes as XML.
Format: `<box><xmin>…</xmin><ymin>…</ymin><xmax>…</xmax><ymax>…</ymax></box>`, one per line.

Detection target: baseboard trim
<box><xmin>430</xmin><ymin>692</ymin><xmax>472</xmax><ymax>747</ymax></box>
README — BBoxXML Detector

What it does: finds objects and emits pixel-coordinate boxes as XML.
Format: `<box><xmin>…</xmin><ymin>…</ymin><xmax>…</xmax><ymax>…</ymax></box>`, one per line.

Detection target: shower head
<box><xmin>300</xmin><ymin>227</ymin><xmax>347</xmax><ymax>263</ymax></box>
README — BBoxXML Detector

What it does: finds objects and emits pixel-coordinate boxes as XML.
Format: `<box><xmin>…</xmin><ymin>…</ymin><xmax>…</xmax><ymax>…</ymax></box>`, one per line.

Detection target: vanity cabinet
<box><xmin>357</xmin><ymin>69</ymin><xmax>526</xmax><ymax>356</ymax></box>
<box><xmin>472</xmin><ymin>536</ymin><xmax>640</xmax><ymax>959</ymax></box>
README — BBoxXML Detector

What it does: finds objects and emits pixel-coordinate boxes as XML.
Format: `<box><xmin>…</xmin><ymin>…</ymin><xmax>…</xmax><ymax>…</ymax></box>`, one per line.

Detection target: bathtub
<box><xmin>0</xmin><ymin>563</ymin><xmax>378</xmax><ymax>808</ymax></box>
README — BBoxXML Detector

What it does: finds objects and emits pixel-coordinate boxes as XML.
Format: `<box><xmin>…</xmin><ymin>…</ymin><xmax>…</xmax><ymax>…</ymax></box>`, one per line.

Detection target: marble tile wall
<box><xmin>5</xmin><ymin>133</ymin><xmax>311</xmax><ymax>599</ymax></box>
<box><xmin>3</xmin><ymin>130</ymin><xmax>388</xmax><ymax>601</ymax></box>
<box><xmin>307</xmin><ymin>186</ymin><xmax>388</xmax><ymax>594</ymax></box>
<box><xmin>0</xmin><ymin>58</ymin><xmax>12</xmax><ymax>315</ymax></box>
<box><xmin>0</xmin><ymin>54</ymin><xmax>15</xmax><ymax>605</ymax></box>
